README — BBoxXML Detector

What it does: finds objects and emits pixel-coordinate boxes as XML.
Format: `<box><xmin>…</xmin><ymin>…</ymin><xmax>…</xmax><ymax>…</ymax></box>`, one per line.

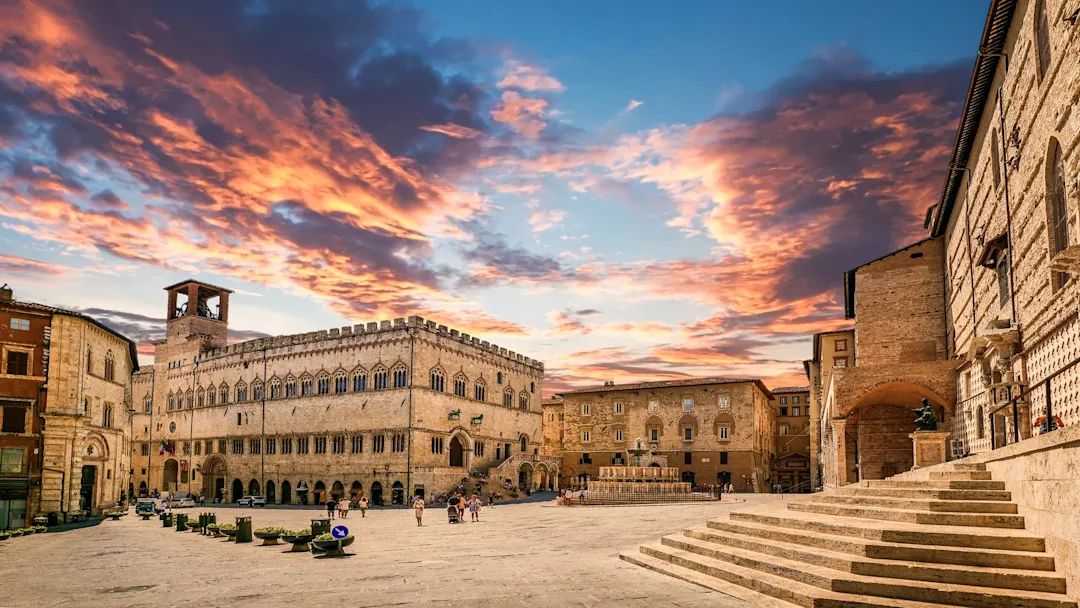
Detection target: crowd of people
<box><xmin>323</xmin><ymin>495</ymin><xmax>370</xmax><ymax>520</ymax></box>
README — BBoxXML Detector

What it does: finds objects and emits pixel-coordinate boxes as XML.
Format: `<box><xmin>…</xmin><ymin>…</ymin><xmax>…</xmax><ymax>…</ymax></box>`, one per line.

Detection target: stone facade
<box><xmin>771</xmin><ymin>387</ymin><xmax>811</xmax><ymax>492</ymax></box>
<box><xmin>804</xmin><ymin>328</ymin><xmax>854</xmax><ymax>489</ymax></box>
<box><xmin>928</xmin><ymin>0</ymin><xmax>1080</xmax><ymax>458</ymax></box>
<box><xmin>547</xmin><ymin>378</ymin><xmax>776</xmax><ymax>493</ymax></box>
<box><xmin>130</xmin><ymin>280</ymin><xmax>544</xmax><ymax>505</ymax></box>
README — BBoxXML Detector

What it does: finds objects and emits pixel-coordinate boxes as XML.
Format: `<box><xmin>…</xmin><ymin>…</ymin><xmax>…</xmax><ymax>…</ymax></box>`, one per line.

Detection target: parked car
<box><xmin>168</xmin><ymin>497</ymin><xmax>196</xmax><ymax>508</ymax></box>
<box><xmin>237</xmin><ymin>496</ymin><xmax>266</xmax><ymax>507</ymax></box>
<box><xmin>135</xmin><ymin>499</ymin><xmax>156</xmax><ymax>515</ymax></box>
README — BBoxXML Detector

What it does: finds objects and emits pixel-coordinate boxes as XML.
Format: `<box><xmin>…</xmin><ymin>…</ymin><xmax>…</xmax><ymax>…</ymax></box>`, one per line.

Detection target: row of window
<box><xmin>140</xmin><ymin>433</ymin><xmax>410</xmax><ymax>457</ymax></box>
<box><xmin>778</xmin><ymin>406</ymin><xmax>806</xmax><ymax>416</ymax></box>
<box><xmin>777</xmin><ymin>396</ymin><xmax>803</xmax><ymax>405</ymax></box>
<box><xmin>8</xmin><ymin>318</ymin><xmax>30</xmax><ymax>332</ymax></box>
<box><xmin>580</xmin><ymin>396</ymin><xmax>731</xmax><ymax>416</ymax></box>
<box><xmin>580</xmin><ymin>426</ymin><xmax>731</xmax><ymax>443</ymax></box>
<box><xmin>578</xmin><ymin>451</ymin><xmax>734</xmax><ymax>467</ymax></box>
<box><xmin>157</xmin><ymin>366</ymin><xmax>535</xmax><ymax>411</ymax></box>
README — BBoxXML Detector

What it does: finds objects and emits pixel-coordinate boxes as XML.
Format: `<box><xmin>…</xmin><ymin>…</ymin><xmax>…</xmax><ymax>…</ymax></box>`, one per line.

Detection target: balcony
<box><xmin>1049</xmin><ymin>245</ymin><xmax>1080</xmax><ymax>273</ymax></box>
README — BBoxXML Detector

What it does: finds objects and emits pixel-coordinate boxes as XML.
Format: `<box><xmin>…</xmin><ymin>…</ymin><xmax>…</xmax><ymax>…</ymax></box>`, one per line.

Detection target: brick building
<box><xmin>770</xmin><ymin>386</ymin><xmax>811</xmax><ymax>492</ymax></box>
<box><xmin>546</xmin><ymin>378</ymin><xmax>776</xmax><ymax>492</ymax></box>
<box><xmin>0</xmin><ymin>284</ymin><xmax>138</xmax><ymax>527</ymax></box>
<box><xmin>129</xmin><ymin>280</ymin><xmax>550</xmax><ymax>506</ymax></box>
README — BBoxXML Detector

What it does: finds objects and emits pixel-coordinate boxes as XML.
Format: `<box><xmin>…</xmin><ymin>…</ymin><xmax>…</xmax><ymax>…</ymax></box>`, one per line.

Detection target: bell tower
<box><xmin>164</xmin><ymin>279</ymin><xmax>231</xmax><ymax>349</ymax></box>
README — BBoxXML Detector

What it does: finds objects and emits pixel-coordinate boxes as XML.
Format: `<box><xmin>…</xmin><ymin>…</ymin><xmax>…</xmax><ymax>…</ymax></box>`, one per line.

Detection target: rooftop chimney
<box><xmin>0</xmin><ymin>284</ymin><xmax>11</xmax><ymax>302</ymax></box>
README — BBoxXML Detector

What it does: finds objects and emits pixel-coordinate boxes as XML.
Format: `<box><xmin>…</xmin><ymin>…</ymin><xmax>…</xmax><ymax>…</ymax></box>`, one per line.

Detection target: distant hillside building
<box><xmin>770</xmin><ymin>386</ymin><xmax>811</xmax><ymax>492</ymax></box>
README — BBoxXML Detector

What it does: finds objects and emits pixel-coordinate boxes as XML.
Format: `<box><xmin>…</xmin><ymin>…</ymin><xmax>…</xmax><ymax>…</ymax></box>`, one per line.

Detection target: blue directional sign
<box><xmin>331</xmin><ymin>525</ymin><xmax>349</xmax><ymax>539</ymax></box>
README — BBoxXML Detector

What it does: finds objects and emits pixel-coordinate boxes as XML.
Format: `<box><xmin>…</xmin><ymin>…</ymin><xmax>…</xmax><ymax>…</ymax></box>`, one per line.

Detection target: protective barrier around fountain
<box><xmin>581</xmin><ymin>466</ymin><xmax>719</xmax><ymax>505</ymax></box>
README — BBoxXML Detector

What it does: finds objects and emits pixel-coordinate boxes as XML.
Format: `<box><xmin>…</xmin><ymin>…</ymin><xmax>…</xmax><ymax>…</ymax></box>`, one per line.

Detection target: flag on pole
<box><xmin>159</xmin><ymin>439</ymin><xmax>168</xmax><ymax>455</ymax></box>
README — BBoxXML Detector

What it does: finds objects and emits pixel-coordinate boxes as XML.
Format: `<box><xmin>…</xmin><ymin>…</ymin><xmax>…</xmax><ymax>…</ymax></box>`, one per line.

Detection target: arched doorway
<box><xmin>519</xmin><ymin>435</ymin><xmax>528</xmax><ymax>453</ymax></box>
<box><xmin>248</xmin><ymin>479</ymin><xmax>260</xmax><ymax>497</ymax></box>
<box><xmin>202</xmin><ymin>456</ymin><xmax>227</xmax><ymax>502</ymax></box>
<box><xmin>350</xmin><ymin>481</ymin><xmax>362</xmax><ymax>500</ymax></box>
<box><xmin>313</xmin><ymin>481</ymin><xmax>326</xmax><ymax>505</ymax></box>
<box><xmin>280</xmin><ymin>481</ymin><xmax>292</xmax><ymax>505</ymax></box>
<box><xmin>231</xmin><ymin>479</ymin><xmax>243</xmax><ymax>502</ymax></box>
<box><xmin>163</xmin><ymin>459</ymin><xmax>179</xmax><ymax>494</ymax></box>
<box><xmin>138</xmin><ymin>481</ymin><xmax>148</xmax><ymax>497</ymax></box>
<box><xmin>449</xmin><ymin>436</ymin><xmax>465</xmax><ymax>467</ymax></box>
<box><xmin>266</xmin><ymin>480</ymin><xmax>276</xmax><ymax>504</ymax></box>
<box><xmin>839</xmin><ymin>381</ymin><xmax>953</xmax><ymax>485</ymax></box>
<box><xmin>370</xmin><ymin>481</ymin><xmax>383</xmax><ymax>506</ymax></box>
<box><xmin>331</xmin><ymin>481</ymin><xmax>345</xmax><ymax>501</ymax></box>
<box><xmin>519</xmin><ymin>462</ymin><xmax>533</xmax><ymax>491</ymax></box>
<box><xmin>391</xmin><ymin>481</ymin><xmax>404</xmax><ymax>505</ymax></box>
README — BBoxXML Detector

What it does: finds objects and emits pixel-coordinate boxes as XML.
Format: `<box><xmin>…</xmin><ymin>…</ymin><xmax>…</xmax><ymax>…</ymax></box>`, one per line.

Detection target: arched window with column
<box><xmin>519</xmin><ymin>391</ymin><xmax>530</xmax><ymax>411</ymax></box>
<box><xmin>104</xmin><ymin>351</ymin><xmax>115</xmax><ymax>381</ymax></box>
<box><xmin>430</xmin><ymin>367</ymin><xmax>445</xmax><ymax>392</ymax></box>
<box><xmin>1034</xmin><ymin>0</ymin><xmax>1051</xmax><ymax>82</ymax></box>
<box><xmin>392</xmin><ymin>364</ymin><xmax>408</xmax><ymax>388</ymax></box>
<box><xmin>334</xmin><ymin>370</ymin><xmax>348</xmax><ymax>394</ymax></box>
<box><xmin>503</xmin><ymin>387</ymin><xmax>514</xmax><ymax>408</ymax></box>
<box><xmin>453</xmin><ymin>373</ymin><xmax>467</xmax><ymax>397</ymax></box>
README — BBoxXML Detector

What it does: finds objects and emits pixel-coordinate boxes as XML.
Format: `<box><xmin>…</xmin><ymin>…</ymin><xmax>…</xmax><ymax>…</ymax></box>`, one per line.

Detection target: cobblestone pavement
<box><xmin>0</xmin><ymin>494</ymin><xmax>781</xmax><ymax>607</ymax></box>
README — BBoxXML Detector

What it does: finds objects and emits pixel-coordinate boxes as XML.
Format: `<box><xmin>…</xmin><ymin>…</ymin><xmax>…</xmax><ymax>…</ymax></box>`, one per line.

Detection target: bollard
<box><xmin>175</xmin><ymin>513</ymin><xmax>188</xmax><ymax>531</ymax></box>
<box><xmin>163</xmin><ymin>513</ymin><xmax>173</xmax><ymax>527</ymax></box>
<box><xmin>198</xmin><ymin>513</ymin><xmax>206</xmax><ymax>534</ymax></box>
<box><xmin>159</xmin><ymin>511</ymin><xmax>166</xmax><ymax>521</ymax></box>
<box><xmin>235</xmin><ymin>516</ymin><xmax>252</xmax><ymax>543</ymax></box>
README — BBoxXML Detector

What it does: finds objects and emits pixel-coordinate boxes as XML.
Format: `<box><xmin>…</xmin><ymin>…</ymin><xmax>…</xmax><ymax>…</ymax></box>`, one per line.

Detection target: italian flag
<box><xmin>159</xmin><ymin>439</ymin><xmax>168</xmax><ymax>455</ymax></box>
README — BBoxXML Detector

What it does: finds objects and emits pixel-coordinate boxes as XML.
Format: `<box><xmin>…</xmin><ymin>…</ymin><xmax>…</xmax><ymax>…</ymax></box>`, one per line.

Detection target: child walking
<box><xmin>468</xmin><ymin>494</ymin><xmax>481</xmax><ymax>522</ymax></box>
<box><xmin>413</xmin><ymin>496</ymin><xmax>425</xmax><ymax>526</ymax></box>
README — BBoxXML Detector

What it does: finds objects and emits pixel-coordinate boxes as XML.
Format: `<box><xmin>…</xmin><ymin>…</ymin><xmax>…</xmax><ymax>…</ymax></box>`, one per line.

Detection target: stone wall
<box><xmin>853</xmin><ymin>238</ymin><xmax>948</xmax><ymax>368</ymax></box>
<box><xmin>939</xmin><ymin>0</ymin><xmax>1080</xmax><ymax>444</ymax></box>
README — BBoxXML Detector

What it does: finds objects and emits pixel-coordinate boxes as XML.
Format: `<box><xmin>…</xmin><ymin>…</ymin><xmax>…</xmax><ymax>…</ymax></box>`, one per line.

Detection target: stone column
<box><xmin>832</xmin><ymin>418</ymin><xmax>849</xmax><ymax>486</ymax></box>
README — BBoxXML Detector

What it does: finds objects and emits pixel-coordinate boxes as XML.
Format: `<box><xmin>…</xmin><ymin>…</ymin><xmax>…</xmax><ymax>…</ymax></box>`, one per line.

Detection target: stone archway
<box><xmin>350</xmin><ymin>481</ymin><xmax>363</xmax><ymax>500</ymax></box>
<box><xmin>280</xmin><ymin>480</ymin><xmax>292</xmax><ymax>505</ymax></box>
<box><xmin>391</xmin><ymin>481</ymin><xmax>404</xmax><ymax>505</ymax></box>
<box><xmin>518</xmin><ymin>462</ymin><xmax>534</xmax><ymax>491</ymax></box>
<box><xmin>836</xmin><ymin>381</ymin><xmax>953</xmax><ymax>485</ymax></box>
<box><xmin>449</xmin><ymin>436</ymin><xmax>465</xmax><ymax>468</ymax></box>
<box><xmin>331</xmin><ymin>481</ymin><xmax>345</xmax><ymax>501</ymax></box>
<box><xmin>231</xmin><ymin>479</ymin><xmax>243</xmax><ymax>502</ymax></box>
<box><xmin>266</xmin><ymin>480</ymin><xmax>276</xmax><ymax>504</ymax></box>
<box><xmin>163</xmin><ymin>459</ymin><xmax>179</xmax><ymax>494</ymax></box>
<box><xmin>370</xmin><ymin>481</ymin><xmax>383</xmax><ymax>506</ymax></box>
<box><xmin>313</xmin><ymin>481</ymin><xmax>326</xmax><ymax>505</ymax></box>
<box><xmin>201</xmin><ymin>456</ymin><xmax>227</xmax><ymax>502</ymax></box>
<box><xmin>248</xmin><ymin>479</ymin><xmax>260</xmax><ymax>497</ymax></box>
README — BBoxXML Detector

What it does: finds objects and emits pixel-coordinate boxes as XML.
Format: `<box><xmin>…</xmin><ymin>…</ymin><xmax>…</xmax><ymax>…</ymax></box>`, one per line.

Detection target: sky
<box><xmin>0</xmin><ymin>0</ymin><xmax>989</xmax><ymax>395</ymax></box>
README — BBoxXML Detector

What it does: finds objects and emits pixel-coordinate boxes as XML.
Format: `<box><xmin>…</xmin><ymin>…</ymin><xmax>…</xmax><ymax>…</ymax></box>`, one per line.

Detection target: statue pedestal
<box><xmin>909</xmin><ymin>431</ymin><xmax>951</xmax><ymax>470</ymax></box>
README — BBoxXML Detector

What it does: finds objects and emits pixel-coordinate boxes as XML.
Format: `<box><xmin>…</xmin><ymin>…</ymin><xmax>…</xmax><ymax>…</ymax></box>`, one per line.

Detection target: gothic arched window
<box><xmin>207</xmin><ymin>386</ymin><xmax>216</xmax><ymax>407</ymax></box>
<box><xmin>269</xmin><ymin>378</ymin><xmax>281</xmax><ymax>399</ymax></box>
<box><xmin>252</xmin><ymin>379</ymin><xmax>264</xmax><ymax>401</ymax></box>
<box><xmin>104</xmin><ymin>351</ymin><xmax>115</xmax><ymax>381</ymax></box>
<box><xmin>1035</xmin><ymin>0</ymin><xmax>1051</xmax><ymax>82</ymax></box>
<box><xmin>219</xmin><ymin>384</ymin><xmax>229</xmax><ymax>405</ymax></box>
<box><xmin>430</xmin><ymin>368</ymin><xmax>445</xmax><ymax>392</ymax></box>
<box><xmin>352</xmin><ymin>369</ymin><xmax>367</xmax><ymax>392</ymax></box>
<box><xmin>519</xmin><ymin>392</ymin><xmax>530</xmax><ymax>411</ymax></box>
<box><xmin>334</xmin><ymin>371</ymin><xmax>348</xmax><ymax>394</ymax></box>
<box><xmin>317</xmin><ymin>373</ymin><xmax>331</xmax><ymax>395</ymax></box>
<box><xmin>474</xmin><ymin>380</ymin><xmax>486</xmax><ymax>402</ymax></box>
<box><xmin>196</xmin><ymin>387</ymin><xmax>205</xmax><ymax>408</ymax></box>
<box><xmin>285</xmin><ymin>376</ymin><xmax>297</xmax><ymax>398</ymax></box>
<box><xmin>300</xmin><ymin>375</ymin><xmax>313</xmax><ymax>396</ymax></box>
<box><xmin>236</xmin><ymin>381</ymin><xmax>248</xmax><ymax>403</ymax></box>
<box><xmin>373</xmin><ymin>366</ymin><xmax>388</xmax><ymax>390</ymax></box>
<box><xmin>453</xmin><ymin>373</ymin><xmax>467</xmax><ymax>398</ymax></box>
<box><xmin>503</xmin><ymin>387</ymin><xmax>514</xmax><ymax>408</ymax></box>
<box><xmin>392</xmin><ymin>364</ymin><xmax>408</xmax><ymax>388</ymax></box>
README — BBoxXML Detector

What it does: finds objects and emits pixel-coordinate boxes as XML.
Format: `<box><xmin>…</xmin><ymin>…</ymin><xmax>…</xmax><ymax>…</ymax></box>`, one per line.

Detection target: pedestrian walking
<box><xmin>413</xmin><ymin>496</ymin><xmax>425</xmax><ymax>526</ymax></box>
<box><xmin>467</xmin><ymin>494</ymin><xmax>481</xmax><ymax>522</ymax></box>
<box><xmin>340</xmin><ymin>497</ymin><xmax>350</xmax><ymax>518</ymax></box>
<box><xmin>487</xmin><ymin>492</ymin><xmax>495</xmax><ymax>508</ymax></box>
<box><xmin>326</xmin><ymin>497</ymin><xmax>337</xmax><ymax>520</ymax></box>
<box><xmin>358</xmin><ymin>496</ymin><xmax>368</xmax><ymax>517</ymax></box>
<box><xmin>198</xmin><ymin>494</ymin><xmax>205</xmax><ymax>507</ymax></box>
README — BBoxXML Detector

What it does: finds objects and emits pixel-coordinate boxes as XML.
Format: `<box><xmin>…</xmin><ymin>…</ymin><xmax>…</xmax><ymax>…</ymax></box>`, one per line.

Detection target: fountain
<box><xmin>582</xmin><ymin>438</ymin><xmax>719</xmax><ymax>505</ymax></box>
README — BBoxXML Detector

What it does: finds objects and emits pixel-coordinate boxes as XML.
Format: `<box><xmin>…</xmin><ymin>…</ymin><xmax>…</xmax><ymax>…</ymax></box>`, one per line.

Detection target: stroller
<box><xmin>447</xmin><ymin>503</ymin><xmax>461</xmax><ymax>524</ymax></box>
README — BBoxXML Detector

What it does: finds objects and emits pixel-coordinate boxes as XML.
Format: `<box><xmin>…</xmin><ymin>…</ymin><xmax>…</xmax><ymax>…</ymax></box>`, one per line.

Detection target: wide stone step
<box><xmin>839</xmin><ymin>487</ymin><xmax>1012</xmax><ymax>501</ymax></box>
<box><xmin>864</xmin><ymin>479</ymin><xmax>1006</xmax><ymax>490</ymax></box>
<box><xmin>929</xmin><ymin>471</ymin><xmax>993</xmax><ymax>481</ymax></box>
<box><xmin>625</xmin><ymin>542</ymin><xmax>965</xmax><ymax>608</ymax></box>
<box><xmin>813</xmin><ymin>494</ymin><xmax>1018</xmax><ymax>514</ymax></box>
<box><xmin>730</xmin><ymin>509</ymin><xmax>1045</xmax><ymax>552</ymax></box>
<box><xmin>789</xmin><ymin>502</ymin><xmax>1026</xmax><ymax>529</ymax></box>
<box><xmin>946</xmin><ymin>463</ymin><xmax>987</xmax><ymax>472</ymax></box>
<box><xmin>706</xmin><ymin>518</ymin><xmax>1056</xmax><ymax>570</ymax></box>
<box><xmin>656</xmin><ymin>535</ymin><xmax>1076</xmax><ymax>608</ymax></box>
<box><xmin>680</xmin><ymin>528</ymin><xmax>1066</xmax><ymax>593</ymax></box>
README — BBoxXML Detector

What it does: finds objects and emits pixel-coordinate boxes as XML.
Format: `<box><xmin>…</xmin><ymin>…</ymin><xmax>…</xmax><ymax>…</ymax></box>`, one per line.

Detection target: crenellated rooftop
<box><xmin>197</xmin><ymin>315</ymin><xmax>543</xmax><ymax>371</ymax></box>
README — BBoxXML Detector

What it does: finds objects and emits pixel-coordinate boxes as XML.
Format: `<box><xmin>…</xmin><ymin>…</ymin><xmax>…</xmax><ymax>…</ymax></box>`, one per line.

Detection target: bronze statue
<box><xmin>448</xmin><ymin>409</ymin><xmax>461</xmax><ymax>421</ymax></box>
<box><xmin>909</xmin><ymin>398</ymin><xmax>939</xmax><ymax>431</ymax></box>
<box><xmin>470</xmin><ymin>414</ymin><xmax>483</xmax><ymax>424</ymax></box>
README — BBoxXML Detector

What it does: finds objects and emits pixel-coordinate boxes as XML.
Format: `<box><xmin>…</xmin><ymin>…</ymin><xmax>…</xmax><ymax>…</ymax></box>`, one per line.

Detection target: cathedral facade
<box><xmin>129</xmin><ymin>280</ymin><xmax>546</xmax><ymax>505</ymax></box>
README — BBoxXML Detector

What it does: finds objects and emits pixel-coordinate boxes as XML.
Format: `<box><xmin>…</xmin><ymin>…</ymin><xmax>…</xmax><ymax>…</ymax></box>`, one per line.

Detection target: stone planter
<box><xmin>253</xmin><ymin>531</ymin><xmax>282</xmax><ymax>546</ymax></box>
<box><xmin>9</xmin><ymin>529</ymin><xmax>23</xmax><ymax>537</ymax></box>
<box><xmin>140</xmin><ymin>513</ymin><xmax>153</xmax><ymax>520</ymax></box>
<box><xmin>311</xmin><ymin>535</ymin><xmax>354</xmax><ymax>558</ymax></box>
<box><xmin>281</xmin><ymin>533</ymin><xmax>312</xmax><ymax>553</ymax></box>
<box><xmin>223</xmin><ymin>529</ymin><xmax>238</xmax><ymax>540</ymax></box>
<box><xmin>207</xmin><ymin>525</ymin><xmax>224</xmax><ymax>538</ymax></box>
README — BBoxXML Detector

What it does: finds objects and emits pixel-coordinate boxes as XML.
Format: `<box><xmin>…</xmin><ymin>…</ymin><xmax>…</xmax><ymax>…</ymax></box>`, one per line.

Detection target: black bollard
<box><xmin>235</xmin><ymin>516</ymin><xmax>252</xmax><ymax>543</ymax></box>
<box><xmin>175</xmin><ymin>513</ymin><xmax>188</xmax><ymax>531</ymax></box>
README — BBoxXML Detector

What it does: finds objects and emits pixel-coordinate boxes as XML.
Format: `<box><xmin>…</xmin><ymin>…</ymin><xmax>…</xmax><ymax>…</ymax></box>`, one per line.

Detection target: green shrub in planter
<box><xmin>32</xmin><ymin>526</ymin><xmax>46</xmax><ymax>533</ymax></box>
<box><xmin>254</xmin><ymin>526</ymin><xmax>286</xmax><ymax>546</ymax></box>
<box><xmin>0</xmin><ymin>532</ymin><xmax>10</xmax><ymax>540</ymax></box>
<box><xmin>217</xmin><ymin>523</ymin><xmax>238</xmax><ymax>538</ymax></box>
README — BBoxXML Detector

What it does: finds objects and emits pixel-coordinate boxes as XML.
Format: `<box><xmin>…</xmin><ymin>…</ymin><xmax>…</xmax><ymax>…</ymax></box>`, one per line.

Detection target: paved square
<box><xmin>0</xmin><ymin>495</ymin><xmax>781</xmax><ymax>607</ymax></box>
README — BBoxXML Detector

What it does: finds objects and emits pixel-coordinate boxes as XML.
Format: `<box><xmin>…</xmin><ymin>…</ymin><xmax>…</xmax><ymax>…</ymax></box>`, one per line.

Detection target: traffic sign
<box><xmin>331</xmin><ymin>525</ymin><xmax>349</xmax><ymax>539</ymax></box>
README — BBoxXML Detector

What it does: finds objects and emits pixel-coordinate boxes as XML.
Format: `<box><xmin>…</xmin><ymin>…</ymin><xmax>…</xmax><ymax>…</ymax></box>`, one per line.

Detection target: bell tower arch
<box><xmin>164</xmin><ymin>279</ymin><xmax>232</xmax><ymax>348</ymax></box>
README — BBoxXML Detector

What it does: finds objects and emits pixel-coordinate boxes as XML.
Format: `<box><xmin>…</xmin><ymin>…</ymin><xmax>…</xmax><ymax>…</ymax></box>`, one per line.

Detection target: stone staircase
<box><xmin>621</xmin><ymin>463</ymin><xmax>1078</xmax><ymax>607</ymax></box>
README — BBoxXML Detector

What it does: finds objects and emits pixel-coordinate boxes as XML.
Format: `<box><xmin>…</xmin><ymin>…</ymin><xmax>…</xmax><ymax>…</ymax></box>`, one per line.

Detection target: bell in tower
<box><xmin>164</xmin><ymin>279</ymin><xmax>232</xmax><ymax>348</ymax></box>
